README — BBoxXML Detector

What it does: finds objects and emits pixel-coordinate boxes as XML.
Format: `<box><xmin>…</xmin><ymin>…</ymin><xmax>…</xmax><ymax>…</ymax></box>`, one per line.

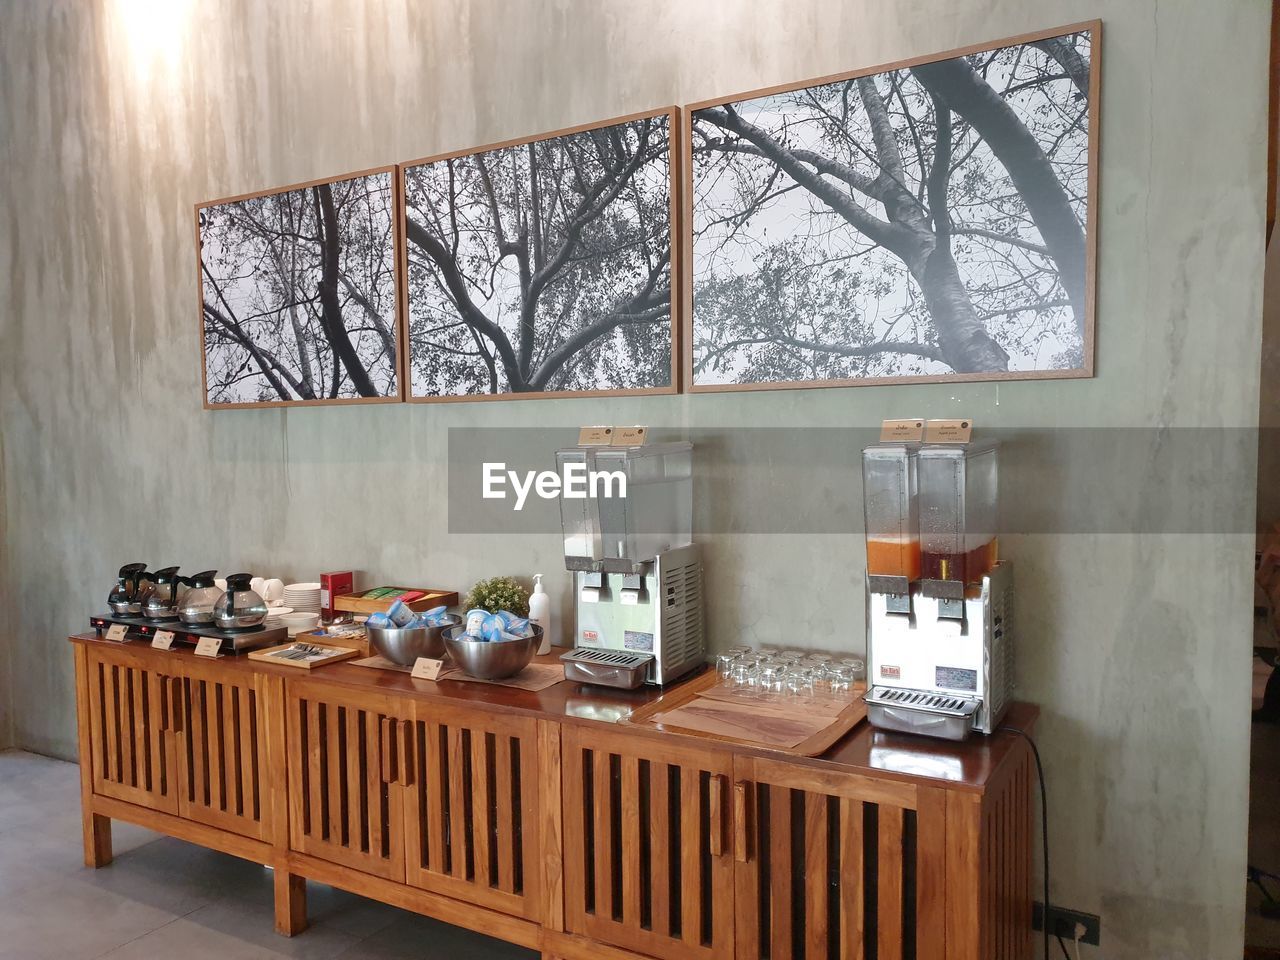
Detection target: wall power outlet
<box><xmin>1032</xmin><ymin>902</ymin><xmax>1102</xmax><ymax>947</ymax></box>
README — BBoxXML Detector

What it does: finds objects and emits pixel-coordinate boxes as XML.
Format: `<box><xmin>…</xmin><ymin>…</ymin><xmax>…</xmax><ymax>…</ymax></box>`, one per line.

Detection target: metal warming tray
<box><xmin>864</xmin><ymin>686</ymin><xmax>981</xmax><ymax>741</ymax></box>
<box><xmin>560</xmin><ymin>648</ymin><xmax>654</xmax><ymax>689</ymax></box>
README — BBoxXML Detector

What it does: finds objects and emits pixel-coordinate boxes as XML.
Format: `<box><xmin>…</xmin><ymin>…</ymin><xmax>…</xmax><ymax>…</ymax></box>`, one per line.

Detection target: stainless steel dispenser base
<box><xmin>573</xmin><ymin>543</ymin><xmax>705</xmax><ymax>685</ymax></box>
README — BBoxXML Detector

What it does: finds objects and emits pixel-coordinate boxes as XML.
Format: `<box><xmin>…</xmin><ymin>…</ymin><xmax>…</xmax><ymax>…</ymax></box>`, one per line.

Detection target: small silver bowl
<box><xmin>368</xmin><ymin>615</ymin><xmax>462</xmax><ymax>666</ymax></box>
<box><xmin>442</xmin><ymin>623</ymin><xmax>542</xmax><ymax>680</ymax></box>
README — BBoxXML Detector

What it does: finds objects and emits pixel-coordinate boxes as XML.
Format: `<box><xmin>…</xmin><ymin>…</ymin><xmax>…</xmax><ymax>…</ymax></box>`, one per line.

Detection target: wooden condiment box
<box><xmin>332</xmin><ymin>586</ymin><xmax>458</xmax><ymax>616</ymax></box>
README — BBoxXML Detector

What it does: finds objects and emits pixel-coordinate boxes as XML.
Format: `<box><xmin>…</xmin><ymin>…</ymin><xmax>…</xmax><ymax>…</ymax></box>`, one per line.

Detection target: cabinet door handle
<box><xmin>379</xmin><ymin>716</ymin><xmax>395</xmax><ymax>784</ymax></box>
<box><xmin>709</xmin><ymin>774</ymin><xmax>726</xmax><ymax>857</ymax></box>
<box><xmin>158</xmin><ymin>676</ymin><xmax>171</xmax><ymax>732</ymax></box>
<box><xmin>733</xmin><ymin>780</ymin><xmax>752</xmax><ymax>863</ymax></box>
<box><xmin>398</xmin><ymin>720</ymin><xmax>415</xmax><ymax>786</ymax></box>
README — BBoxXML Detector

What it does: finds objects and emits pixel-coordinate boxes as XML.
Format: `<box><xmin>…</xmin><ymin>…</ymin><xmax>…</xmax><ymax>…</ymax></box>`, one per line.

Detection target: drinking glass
<box><xmin>828</xmin><ymin>664</ymin><xmax>856</xmax><ymax>696</ymax></box>
<box><xmin>727</xmin><ymin>645</ymin><xmax>753</xmax><ymax>658</ymax></box>
<box><xmin>730</xmin><ymin>660</ymin><xmax>759</xmax><ymax>698</ymax></box>
<box><xmin>785</xmin><ymin>667</ymin><xmax>816</xmax><ymax>701</ymax></box>
<box><xmin>779</xmin><ymin>649</ymin><xmax>804</xmax><ymax>663</ymax></box>
<box><xmin>716</xmin><ymin>652</ymin><xmax>739</xmax><ymax>681</ymax></box>
<box><xmin>840</xmin><ymin>657</ymin><xmax>866</xmax><ymax>681</ymax></box>
<box><xmin>758</xmin><ymin>662</ymin><xmax>789</xmax><ymax>699</ymax></box>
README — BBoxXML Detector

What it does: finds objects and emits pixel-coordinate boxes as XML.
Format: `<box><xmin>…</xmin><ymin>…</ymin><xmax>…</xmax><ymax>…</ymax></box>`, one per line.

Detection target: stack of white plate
<box><xmin>263</xmin><ymin>607</ymin><xmax>294</xmax><ymax>630</ymax></box>
<box><xmin>283</xmin><ymin>582</ymin><xmax>322</xmax><ymax>614</ymax></box>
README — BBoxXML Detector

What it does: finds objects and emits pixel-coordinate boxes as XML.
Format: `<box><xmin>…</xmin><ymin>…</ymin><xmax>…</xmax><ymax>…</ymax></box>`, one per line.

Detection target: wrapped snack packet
<box><xmin>480</xmin><ymin>614</ymin><xmax>506</xmax><ymax>643</ymax></box>
<box><xmin>465</xmin><ymin>609</ymin><xmax>489</xmax><ymax>636</ymax></box>
<box><xmin>365</xmin><ymin>612</ymin><xmax>392</xmax><ymax>629</ymax></box>
<box><xmin>491</xmin><ymin>610</ymin><xmax>528</xmax><ymax>638</ymax></box>
<box><xmin>386</xmin><ymin>599</ymin><xmax>416</xmax><ymax>627</ymax></box>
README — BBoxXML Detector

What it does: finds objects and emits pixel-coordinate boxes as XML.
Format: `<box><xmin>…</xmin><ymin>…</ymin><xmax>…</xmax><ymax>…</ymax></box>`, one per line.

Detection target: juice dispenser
<box><xmin>590</xmin><ymin>443</ymin><xmax>693</xmax><ymax>573</ymax></box>
<box><xmin>862</xmin><ymin>444</ymin><xmax>920</xmax><ymax>611</ymax></box>
<box><xmin>555</xmin><ymin>441</ymin><xmax>704</xmax><ymax>686</ymax></box>
<box><xmin>917</xmin><ymin>442</ymin><xmax>999</xmax><ymax>605</ymax></box>
<box><xmin>863</xmin><ymin>437</ymin><xmax>1013</xmax><ymax>741</ymax></box>
<box><xmin>555</xmin><ymin>447</ymin><xmax>603</xmax><ymax>571</ymax></box>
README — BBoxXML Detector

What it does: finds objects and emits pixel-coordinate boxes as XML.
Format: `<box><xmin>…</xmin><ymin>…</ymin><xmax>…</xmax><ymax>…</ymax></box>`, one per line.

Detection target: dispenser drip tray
<box><xmin>560</xmin><ymin>648</ymin><xmax>653</xmax><ymax>689</ymax></box>
<box><xmin>864</xmin><ymin>685</ymin><xmax>981</xmax><ymax>741</ymax></box>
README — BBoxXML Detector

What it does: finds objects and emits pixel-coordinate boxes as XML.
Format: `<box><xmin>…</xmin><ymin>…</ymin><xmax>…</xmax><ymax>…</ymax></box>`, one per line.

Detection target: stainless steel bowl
<box><xmin>442</xmin><ymin>623</ymin><xmax>542</xmax><ymax>680</ymax></box>
<box><xmin>368</xmin><ymin>615</ymin><xmax>462</xmax><ymax>666</ymax></box>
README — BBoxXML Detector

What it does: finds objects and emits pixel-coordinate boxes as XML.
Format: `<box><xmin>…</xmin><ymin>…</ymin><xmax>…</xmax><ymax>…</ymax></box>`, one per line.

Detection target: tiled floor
<box><xmin>0</xmin><ymin>749</ymin><xmax>536</xmax><ymax>959</ymax></box>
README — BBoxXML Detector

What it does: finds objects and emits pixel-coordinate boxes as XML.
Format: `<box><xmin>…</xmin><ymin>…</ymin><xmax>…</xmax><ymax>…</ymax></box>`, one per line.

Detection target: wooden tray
<box><xmin>332</xmin><ymin>587</ymin><xmax>458</xmax><ymax>615</ymax></box>
<box><xmin>247</xmin><ymin>642</ymin><xmax>361</xmax><ymax>669</ymax></box>
<box><xmin>296</xmin><ymin>627</ymin><xmax>371</xmax><ymax>658</ymax></box>
<box><xmin>625</xmin><ymin>669</ymin><xmax>867</xmax><ymax>757</ymax></box>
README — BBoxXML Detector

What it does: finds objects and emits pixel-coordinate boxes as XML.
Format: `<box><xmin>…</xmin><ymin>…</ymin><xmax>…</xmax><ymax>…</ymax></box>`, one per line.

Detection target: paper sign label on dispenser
<box><xmin>578</xmin><ymin>426</ymin><xmax>613</xmax><ymax>446</ymax></box>
<box><xmin>194</xmin><ymin>637</ymin><xmax>222</xmax><ymax>659</ymax></box>
<box><xmin>611</xmin><ymin>426</ymin><xmax>648</xmax><ymax>446</ymax></box>
<box><xmin>880</xmin><ymin>419</ymin><xmax>925</xmax><ymax>442</ymax></box>
<box><xmin>924</xmin><ymin>419</ymin><xmax>973</xmax><ymax>443</ymax></box>
<box><xmin>104</xmin><ymin>624</ymin><xmax>128</xmax><ymax>642</ymax></box>
<box><xmin>151</xmin><ymin>630</ymin><xmax>175</xmax><ymax>651</ymax></box>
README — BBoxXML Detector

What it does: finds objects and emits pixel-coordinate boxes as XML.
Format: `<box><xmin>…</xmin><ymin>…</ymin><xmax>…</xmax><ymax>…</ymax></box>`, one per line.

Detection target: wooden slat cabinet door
<box><xmin>171</xmin><ymin>662</ymin><xmax>268</xmax><ymax>841</ymax></box>
<box><xmin>401</xmin><ymin>701</ymin><xmax>542</xmax><ymax>919</ymax></box>
<box><xmin>285</xmin><ymin>681</ymin><xmax>406</xmax><ymax>882</ymax></box>
<box><xmin>730</xmin><ymin>756</ymin><xmax>947</xmax><ymax>960</ymax></box>
<box><xmin>84</xmin><ymin>648</ymin><xmax>178</xmax><ymax>815</ymax></box>
<box><xmin>561</xmin><ymin>726</ymin><xmax>735</xmax><ymax>960</ymax></box>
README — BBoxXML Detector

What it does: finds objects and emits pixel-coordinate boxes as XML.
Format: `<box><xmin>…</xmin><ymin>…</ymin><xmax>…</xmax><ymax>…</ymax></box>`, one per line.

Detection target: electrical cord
<box><xmin>999</xmin><ymin>725</ymin><xmax>1075</xmax><ymax>960</ymax></box>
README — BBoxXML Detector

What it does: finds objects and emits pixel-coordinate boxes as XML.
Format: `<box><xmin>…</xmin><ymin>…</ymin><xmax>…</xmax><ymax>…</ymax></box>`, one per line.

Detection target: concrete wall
<box><xmin>0</xmin><ymin>424</ymin><xmax>10</xmax><ymax>751</ymax></box>
<box><xmin>0</xmin><ymin>1</ymin><xmax>1267</xmax><ymax>956</ymax></box>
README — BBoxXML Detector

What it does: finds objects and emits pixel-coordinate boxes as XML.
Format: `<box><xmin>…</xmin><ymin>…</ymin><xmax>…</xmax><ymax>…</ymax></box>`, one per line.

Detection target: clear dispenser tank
<box><xmin>917</xmin><ymin>441</ymin><xmax>999</xmax><ymax>585</ymax></box>
<box><xmin>861</xmin><ymin>444</ymin><xmax>921</xmax><ymax>582</ymax></box>
<box><xmin>556</xmin><ymin>447</ymin><xmax>602</xmax><ymax>571</ymax></box>
<box><xmin>589</xmin><ymin>442</ymin><xmax>693</xmax><ymax>572</ymax></box>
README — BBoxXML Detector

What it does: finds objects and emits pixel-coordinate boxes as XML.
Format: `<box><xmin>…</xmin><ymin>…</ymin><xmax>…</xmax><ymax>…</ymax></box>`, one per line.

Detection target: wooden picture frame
<box><xmin>195</xmin><ymin>165</ymin><xmax>405</xmax><ymax>409</ymax></box>
<box><xmin>683</xmin><ymin>21</ymin><xmax>1101</xmax><ymax>394</ymax></box>
<box><xmin>398</xmin><ymin>107</ymin><xmax>682</xmax><ymax>403</ymax></box>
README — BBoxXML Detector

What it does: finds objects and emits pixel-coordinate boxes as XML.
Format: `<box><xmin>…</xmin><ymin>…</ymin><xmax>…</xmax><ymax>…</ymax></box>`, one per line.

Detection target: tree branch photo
<box><xmin>197</xmin><ymin>169</ymin><xmax>400</xmax><ymax>405</ymax></box>
<box><xmin>402</xmin><ymin>111</ymin><xmax>676</xmax><ymax>399</ymax></box>
<box><xmin>689</xmin><ymin>28</ymin><xmax>1094</xmax><ymax>388</ymax></box>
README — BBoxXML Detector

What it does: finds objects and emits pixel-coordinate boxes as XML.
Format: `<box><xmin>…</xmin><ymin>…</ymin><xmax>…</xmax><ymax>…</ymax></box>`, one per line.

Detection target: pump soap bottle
<box><xmin>529</xmin><ymin>573</ymin><xmax>552</xmax><ymax>655</ymax></box>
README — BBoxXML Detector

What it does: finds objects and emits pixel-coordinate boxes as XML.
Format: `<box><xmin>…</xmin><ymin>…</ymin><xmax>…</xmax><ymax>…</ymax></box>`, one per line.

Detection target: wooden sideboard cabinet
<box><xmin>284</xmin><ymin>677</ymin><xmax>547</xmax><ymax>920</ymax></box>
<box><xmin>71</xmin><ymin>634</ymin><xmax>1034</xmax><ymax>959</ymax></box>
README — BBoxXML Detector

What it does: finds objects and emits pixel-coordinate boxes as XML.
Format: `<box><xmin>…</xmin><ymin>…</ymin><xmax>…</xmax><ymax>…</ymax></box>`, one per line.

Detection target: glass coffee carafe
<box><xmin>178</xmin><ymin>570</ymin><xmax>220</xmax><ymax>625</ymax></box>
<box><xmin>107</xmin><ymin>562</ymin><xmax>148</xmax><ymax>615</ymax></box>
<box><xmin>212</xmin><ymin>573</ymin><xmax>268</xmax><ymax>631</ymax></box>
<box><xmin>139</xmin><ymin>566</ymin><xmax>185</xmax><ymax>620</ymax></box>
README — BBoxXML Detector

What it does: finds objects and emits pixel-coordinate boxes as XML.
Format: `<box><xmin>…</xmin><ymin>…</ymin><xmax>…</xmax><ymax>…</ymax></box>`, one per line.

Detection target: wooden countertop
<box><xmin>70</xmin><ymin>632</ymin><xmax>1037</xmax><ymax>793</ymax></box>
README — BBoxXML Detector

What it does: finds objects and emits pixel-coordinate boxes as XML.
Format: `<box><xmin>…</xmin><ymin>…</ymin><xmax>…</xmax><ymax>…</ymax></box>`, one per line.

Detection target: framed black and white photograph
<box><xmin>685</xmin><ymin>22</ymin><xmax>1099</xmax><ymax>392</ymax></box>
<box><xmin>400</xmin><ymin>108</ymin><xmax>679</xmax><ymax>401</ymax></box>
<box><xmin>196</xmin><ymin>166</ymin><xmax>402</xmax><ymax>408</ymax></box>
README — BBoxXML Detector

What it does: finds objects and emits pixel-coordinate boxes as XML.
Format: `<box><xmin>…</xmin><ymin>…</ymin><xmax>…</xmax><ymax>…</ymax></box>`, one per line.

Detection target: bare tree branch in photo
<box><xmin>199</xmin><ymin>171</ymin><xmax>398</xmax><ymax>404</ymax></box>
<box><xmin>403</xmin><ymin>115</ymin><xmax>674</xmax><ymax>396</ymax></box>
<box><xmin>689</xmin><ymin>31</ymin><xmax>1091</xmax><ymax>384</ymax></box>
<box><xmin>912</xmin><ymin>55</ymin><xmax>1087</xmax><ymax>337</ymax></box>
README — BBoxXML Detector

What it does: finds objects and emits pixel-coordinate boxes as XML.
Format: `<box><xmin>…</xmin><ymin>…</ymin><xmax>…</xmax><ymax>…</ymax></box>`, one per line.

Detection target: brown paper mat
<box><xmin>695</xmin><ymin>684</ymin><xmax>853</xmax><ymax>718</ymax></box>
<box><xmin>353</xmin><ymin>656</ymin><xmax>564</xmax><ymax>692</ymax></box>
<box><xmin>648</xmin><ymin>697</ymin><xmax>831</xmax><ymax>748</ymax></box>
